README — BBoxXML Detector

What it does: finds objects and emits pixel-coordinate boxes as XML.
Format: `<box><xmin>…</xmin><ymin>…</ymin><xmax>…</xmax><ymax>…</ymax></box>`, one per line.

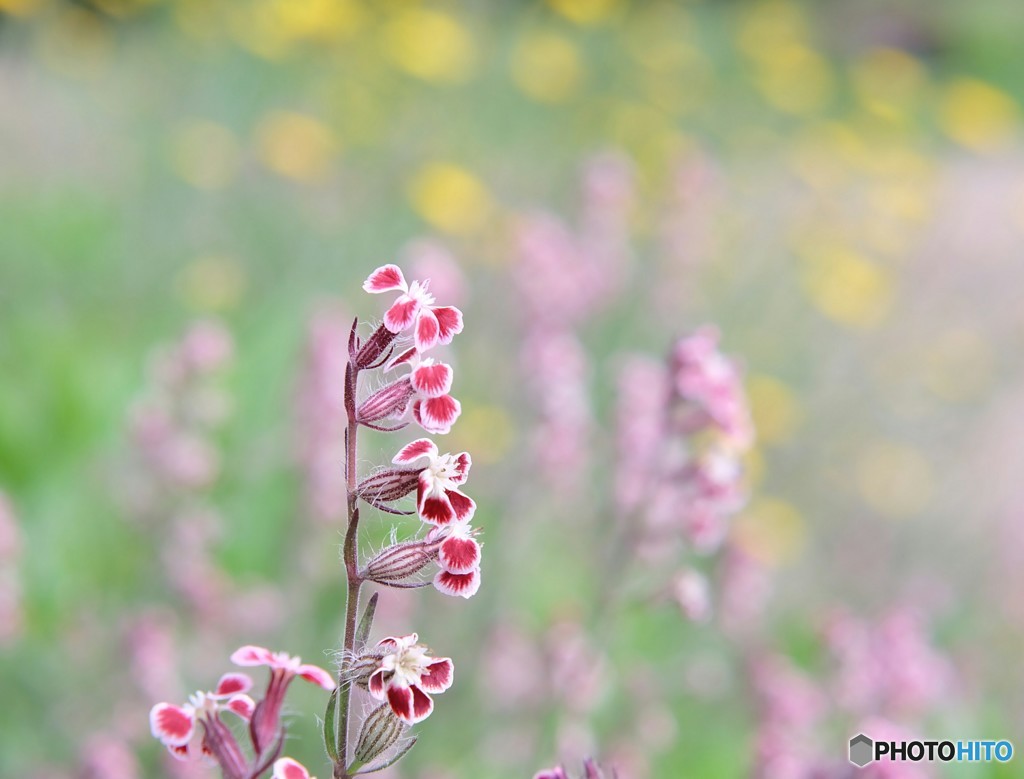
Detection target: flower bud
<box><xmin>357</xmin><ymin>469</ymin><xmax>420</xmax><ymax>507</ymax></box>
<box><xmin>353</xmin><ymin>704</ymin><xmax>405</xmax><ymax>765</ymax></box>
<box><xmin>357</xmin><ymin>379</ymin><xmax>414</xmax><ymax>424</ymax></box>
<box><xmin>364</xmin><ymin>540</ymin><xmax>439</xmax><ymax>586</ymax></box>
<box><xmin>354</xmin><ymin>324</ymin><xmax>399</xmax><ymax>370</ymax></box>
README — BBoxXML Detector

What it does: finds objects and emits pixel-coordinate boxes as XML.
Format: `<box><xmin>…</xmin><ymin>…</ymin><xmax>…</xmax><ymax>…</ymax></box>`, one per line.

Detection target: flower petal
<box><xmin>418</xmin><ymin>658</ymin><xmax>454</xmax><ymax>693</ymax></box>
<box><xmin>368</xmin><ymin>668</ymin><xmax>388</xmax><ymax>700</ymax></box>
<box><xmin>449</xmin><ymin>452</ymin><xmax>472</xmax><ymax>485</ymax></box>
<box><xmin>298</xmin><ymin>663</ymin><xmax>336</xmax><ymax>690</ymax></box>
<box><xmin>226</xmin><ymin>694</ymin><xmax>256</xmax><ymax>720</ymax></box>
<box><xmin>446</xmin><ymin>489</ymin><xmax>476</xmax><ymax>522</ymax></box>
<box><xmin>386</xmin><ymin>683</ymin><xmax>415</xmax><ymax>722</ymax></box>
<box><xmin>432</xmin><ymin>306</ymin><xmax>464</xmax><ymax>344</ymax></box>
<box><xmin>150</xmin><ymin>703</ymin><xmax>195</xmax><ymax>747</ymax></box>
<box><xmin>410</xmin><ymin>361</ymin><xmax>453</xmax><ymax>398</ymax></box>
<box><xmin>414</xmin><ymin>308</ymin><xmax>440</xmax><ymax>352</ymax></box>
<box><xmin>213</xmin><ymin>672</ymin><xmax>253</xmax><ymax>697</ymax></box>
<box><xmin>439</xmin><ymin>534</ymin><xmax>480</xmax><ymax>574</ymax></box>
<box><xmin>409</xmin><ymin>684</ymin><xmax>434</xmax><ymax>723</ymax></box>
<box><xmin>273</xmin><ymin>757</ymin><xmax>312</xmax><ymax>779</ymax></box>
<box><xmin>387</xmin><ymin>346</ymin><xmax>419</xmax><ymax>370</ymax></box>
<box><xmin>393</xmin><ymin>438</ymin><xmax>438</xmax><ymax>465</ymax></box>
<box><xmin>384</xmin><ymin>295</ymin><xmax>420</xmax><ymax>333</ymax></box>
<box><xmin>230</xmin><ymin>645</ymin><xmax>273</xmax><ymax>667</ymax></box>
<box><xmin>433</xmin><ymin>567</ymin><xmax>481</xmax><ymax>599</ymax></box>
<box><xmin>419</xmin><ymin>492</ymin><xmax>455</xmax><ymax>525</ymax></box>
<box><xmin>363</xmin><ymin>264</ymin><xmax>407</xmax><ymax>294</ymax></box>
<box><xmin>413</xmin><ymin>395</ymin><xmax>461</xmax><ymax>435</ymax></box>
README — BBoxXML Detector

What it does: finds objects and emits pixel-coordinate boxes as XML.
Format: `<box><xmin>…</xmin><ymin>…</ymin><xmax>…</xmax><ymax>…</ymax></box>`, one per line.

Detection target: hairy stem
<box><xmin>335</xmin><ymin>354</ymin><xmax>364</xmax><ymax>779</ymax></box>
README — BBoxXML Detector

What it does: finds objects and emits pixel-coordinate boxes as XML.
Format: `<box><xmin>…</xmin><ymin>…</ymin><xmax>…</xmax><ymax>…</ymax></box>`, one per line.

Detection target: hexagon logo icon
<box><xmin>849</xmin><ymin>733</ymin><xmax>874</xmax><ymax>768</ymax></box>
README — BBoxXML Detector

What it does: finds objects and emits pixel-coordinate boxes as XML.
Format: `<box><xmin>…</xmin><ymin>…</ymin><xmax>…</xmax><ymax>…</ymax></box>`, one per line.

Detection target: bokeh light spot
<box><xmin>255</xmin><ymin>111</ymin><xmax>337</xmax><ymax>182</ymax></box>
<box><xmin>382</xmin><ymin>8</ymin><xmax>475</xmax><ymax>84</ymax></box>
<box><xmin>747</xmin><ymin>375</ymin><xmax>801</xmax><ymax>446</ymax></box>
<box><xmin>734</xmin><ymin>497</ymin><xmax>806</xmax><ymax>567</ymax></box>
<box><xmin>511</xmin><ymin>31</ymin><xmax>584</xmax><ymax>104</ymax></box>
<box><xmin>940</xmin><ymin>77</ymin><xmax>1020</xmax><ymax>152</ymax></box>
<box><xmin>407</xmin><ymin>162</ymin><xmax>492</xmax><ymax>235</ymax></box>
<box><xmin>857</xmin><ymin>442</ymin><xmax>933</xmax><ymax>519</ymax></box>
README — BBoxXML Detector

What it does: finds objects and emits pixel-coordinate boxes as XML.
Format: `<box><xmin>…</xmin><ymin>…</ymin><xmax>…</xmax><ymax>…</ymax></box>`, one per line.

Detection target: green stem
<box><xmin>334</xmin><ymin>358</ymin><xmax>363</xmax><ymax>779</ymax></box>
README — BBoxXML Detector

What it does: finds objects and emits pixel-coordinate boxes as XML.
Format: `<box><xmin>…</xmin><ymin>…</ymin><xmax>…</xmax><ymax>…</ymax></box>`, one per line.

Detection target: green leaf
<box><xmin>323</xmin><ymin>687</ymin><xmax>340</xmax><ymax>763</ymax></box>
<box><xmin>355</xmin><ymin>591</ymin><xmax>379</xmax><ymax>648</ymax></box>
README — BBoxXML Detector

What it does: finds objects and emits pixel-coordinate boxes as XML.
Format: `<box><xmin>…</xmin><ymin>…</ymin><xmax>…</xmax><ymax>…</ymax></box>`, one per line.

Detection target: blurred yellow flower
<box><xmin>382</xmin><ymin>8</ymin><xmax>475</xmax><ymax>83</ymax></box>
<box><xmin>227</xmin><ymin>1</ymin><xmax>290</xmax><ymax>60</ymax></box>
<box><xmin>736</xmin><ymin>0</ymin><xmax>810</xmax><ymax>61</ymax></box>
<box><xmin>91</xmin><ymin>0</ymin><xmax>157</xmax><ymax>18</ymax></box>
<box><xmin>754</xmin><ymin>44</ymin><xmax>834</xmax><ymax>115</ymax></box>
<box><xmin>270</xmin><ymin>0</ymin><xmax>365</xmax><ymax>42</ymax></box>
<box><xmin>0</xmin><ymin>0</ymin><xmax>44</xmax><ymax>16</ymax></box>
<box><xmin>407</xmin><ymin>162</ymin><xmax>492</xmax><ymax>235</ymax></box>
<box><xmin>939</xmin><ymin>77</ymin><xmax>1020</xmax><ymax>152</ymax></box>
<box><xmin>857</xmin><ymin>442</ymin><xmax>932</xmax><ymax>519</ymax></box>
<box><xmin>800</xmin><ymin>245</ymin><xmax>893</xmax><ymax>328</ymax></box>
<box><xmin>923</xmin><ymin>329</ymin><xmax>995</xmax><ymax>403</ymax></box>
<box><xmin>748</xmin><ymin>375</ymin><xmax>801</xmax><ymax>446</ymax></box>
<box><xmin>851</xmin><ymin>47</ymin><xmax>927</xmax><ymax>121</ymax></box>
<box><xmin>255</xmin><ymin>111</ymin><xmax>338</xmax><ymax>182</ymax></box>
<box><xmin>171</xmin><ymin>120</ymin><xmax>241</xmax><ymax>190</ymax></box>
<box><xmin>734</xmin><ymin>497</ymin><xmax>806</xmax><ymax>567</ymax></box>
<box><xmin>177</xmin><ymin>256</ymin><xmax>247</xmax><ymax>312</ymax></box>
<box><xmin>547</xmin><ymin>0</ymin><xmax>623</xmax><ymax>26</ymax></box>
<box><xmin>511</xmin><ymin>31</ymin><xmax>585</xmax><ymax>104</ymax></box>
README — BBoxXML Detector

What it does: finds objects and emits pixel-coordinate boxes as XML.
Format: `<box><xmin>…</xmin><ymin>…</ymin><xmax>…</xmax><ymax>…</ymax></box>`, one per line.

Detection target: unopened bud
<box><xmin>357</xmin><ymin>379</ymin><xmax>414</xmax><ymax>424</ymax></box>
<box><xmin>354</xmin><ymin>704</ymin><xmax>405</xmax><ymax>765</ymax></box>
<box><xmin>364</xmin><ymin>540</ymin><xmax>439</xmax><ymax>586</ymax></box>
<box><xmin>354</xmin><ymin>324</ymin><xmax>399</xmax><ymax>370</ymax></box>
<box><xmin>358</xmin><ymin>469</ymin><xmax>420</xmax><ymax>506</ymax></box>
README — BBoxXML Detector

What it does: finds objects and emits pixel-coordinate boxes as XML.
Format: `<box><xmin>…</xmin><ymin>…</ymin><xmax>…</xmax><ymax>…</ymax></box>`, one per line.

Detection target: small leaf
<box><xmin>355</xmin><ymin>592</ymin><xmax>379</xmax><ymax>648</ymax></box>
<box><xmin>322</xmin><ymin>687</ymin><xmax>340</xmax><ymax>763</ymax></box>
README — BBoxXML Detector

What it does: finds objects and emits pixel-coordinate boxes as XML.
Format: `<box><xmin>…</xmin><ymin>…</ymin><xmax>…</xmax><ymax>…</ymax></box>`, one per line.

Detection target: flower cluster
<box><xmin>150</xmin><ymin>646</ymin><xmax>333</xmax><ymax>777</ymax></box>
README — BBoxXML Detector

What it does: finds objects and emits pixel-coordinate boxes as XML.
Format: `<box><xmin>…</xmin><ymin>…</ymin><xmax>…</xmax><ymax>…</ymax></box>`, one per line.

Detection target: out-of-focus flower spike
<box><xmin>272</xmin><ymin>757</ymin><xmax>312</xmax><ymax>779</ymax></box>
<box><xmin>298</xmin><ymin>664</ymin><xmax>336</xmax><ymax>690</ymax></box>
<box><xmin>213</xmin><ymin>672</ymin><xmax>253</xmax><ymax>697</ymax></box>
<box><xmin>363</xmin><ymin>264</ymin><xmax>407</xmax><ymax>294</ymax></box>
<box><xmin>225</xmin><ymin>694</ymin><xmax>255</xmax><ymax>720</ymax></box>
<box><xmin>150</xmin><ymin>702</ymin><xmax>195</xmax><ymax>747</ymax></box>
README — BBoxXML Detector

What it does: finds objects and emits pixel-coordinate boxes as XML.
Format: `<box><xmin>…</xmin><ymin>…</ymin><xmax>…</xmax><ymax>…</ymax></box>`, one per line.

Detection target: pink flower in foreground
<box><xmin>392</xmin><ymin>438</ymin><xmax>475</xmax><ymax>525</ymax></box>
<box><xmin>273</xmin><ymin>758</ymin><xmax>315</xmax><ymax>779</ymax></box>
<box><xmin>367</xmin><ymin>633</ymin><xmax>454</xmax><ymax>724</ymax></box>
<box><xmin>363</xmin><ymin>264</ymin><xmax>464</xmax><ymax>353</ymax></box>
<box><xmin>150</xmin><ymin>673</ymin><xmax>255</xmax><ymax>763</ymax></box>
<box><xmin>230</xmin><ymin>646</ymin><xmax>335</xmax><ymax>753</ymax></box>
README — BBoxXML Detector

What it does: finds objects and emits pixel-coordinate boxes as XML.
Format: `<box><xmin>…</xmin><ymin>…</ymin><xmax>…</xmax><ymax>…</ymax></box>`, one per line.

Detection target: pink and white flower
<box><xmin>392</xmin><ymin>438</ymin><xmax>475</xmax><ymax>525</ymax></box>
<box><xmin>384</xmin><ymin>349</ymin><xmax>463</xmax><ymax>435</ymax></box>
<box><xmin>273</xmin><ymin>758</ymin><xmax>315</xmax><ymax>779</ymax></box>
<box><xmin>363</xmin><ymin>264</ymin><xmax>464</xmax><ymax>353</ymax></box>
<box><xmin>149</xmin><ymin>673</ymin><xmax>255</xmax><ymax>762</ymax></box>
<box><xmin>367</xmin><ymin>633</ymin><xmax>454</xmax><ymax>724</ymax></box>
<box><xmin>430</xmin><ymin>521</ymin><xmax>482</xmax><ymax>599</ymax></box>
<box><xmin>230</xmin><ymin>646</ymin><xmax>334</xmax><ymax>753</ymax></box>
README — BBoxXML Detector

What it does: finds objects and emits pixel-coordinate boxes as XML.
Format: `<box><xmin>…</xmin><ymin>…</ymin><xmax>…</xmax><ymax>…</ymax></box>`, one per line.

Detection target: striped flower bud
<box><xmin>364</xmin><ymin>540</ymin><xmax>439</xmax><ymax>587</ymax></box>
<box><xmin>356</xmin><ymin>379</ymin><xmax>415</xmax><ymax>424</ymax></box>
<box><xmin>353</xmin><ymin>703</ymin><xmax>405</xmax><ymax>765</ymax></box>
